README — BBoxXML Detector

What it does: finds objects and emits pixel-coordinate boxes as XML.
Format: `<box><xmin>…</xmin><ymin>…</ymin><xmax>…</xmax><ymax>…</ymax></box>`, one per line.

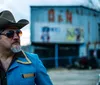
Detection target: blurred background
<box><xmin>1</xmin><ymin>0</ymin><xmax>100</xmax><ymax>85</ymax></box>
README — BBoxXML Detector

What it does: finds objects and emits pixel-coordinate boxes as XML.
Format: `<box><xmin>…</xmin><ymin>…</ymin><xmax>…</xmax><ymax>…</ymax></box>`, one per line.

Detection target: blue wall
<box><xmin>30</xmin><ymin>6</ymin><xmax>100</xmax><ymax>44</ymax></box>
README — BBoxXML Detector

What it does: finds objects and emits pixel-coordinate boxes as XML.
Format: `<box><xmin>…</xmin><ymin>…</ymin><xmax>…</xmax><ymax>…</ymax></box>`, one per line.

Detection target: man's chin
<box><xmin>11</xmin><ymin>45</ymin><xmax>22</xmax><ymax>53</ymax></box>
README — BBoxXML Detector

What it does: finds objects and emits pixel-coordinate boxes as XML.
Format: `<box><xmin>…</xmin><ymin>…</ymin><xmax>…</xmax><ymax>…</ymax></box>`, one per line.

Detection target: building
<box><xmin>30</xmin><ymin>5</ymin><xmax>100</xmax><ymax>68</ymax></box>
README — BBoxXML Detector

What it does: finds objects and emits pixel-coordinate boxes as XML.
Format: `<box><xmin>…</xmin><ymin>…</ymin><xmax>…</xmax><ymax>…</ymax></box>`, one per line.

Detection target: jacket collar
<box><xmin>8</xmin><ymin>50</ymin><xmax>32</xmax><ymax>71</ymax></box>
<box><xmin>15</xmin><ymin>50</ymin><xmax>32</xmax><ymax>64</ymax></box>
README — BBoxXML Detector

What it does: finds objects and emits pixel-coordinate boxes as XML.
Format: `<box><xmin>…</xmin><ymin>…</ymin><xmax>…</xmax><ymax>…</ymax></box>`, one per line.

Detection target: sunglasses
<box><xmin>0</xmin><ymin>30</ymin><xmax>22</xmax><ymax>38</ymax></box>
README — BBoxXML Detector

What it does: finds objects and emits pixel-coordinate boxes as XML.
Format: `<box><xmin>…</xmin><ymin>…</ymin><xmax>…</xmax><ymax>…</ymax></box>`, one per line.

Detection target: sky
<box><xmin>0</xmin><ymin>0</ymin><xmax>100</xmax><ymax>46</ymax></box>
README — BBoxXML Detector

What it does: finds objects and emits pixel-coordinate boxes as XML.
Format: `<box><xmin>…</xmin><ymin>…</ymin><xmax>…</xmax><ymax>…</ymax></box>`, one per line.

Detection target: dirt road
<box><xmin>48</xmin><ymin>68</ymin><xmax>100</xmax><ymax>85</ymax></box>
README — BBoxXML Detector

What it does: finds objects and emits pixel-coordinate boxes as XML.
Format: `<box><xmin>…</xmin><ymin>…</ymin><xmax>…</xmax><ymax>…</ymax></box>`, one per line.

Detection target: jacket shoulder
<box><xmin>24</xmin><ymin>52</ymin><xmax>40</xmax><ymax>63</ymax></box>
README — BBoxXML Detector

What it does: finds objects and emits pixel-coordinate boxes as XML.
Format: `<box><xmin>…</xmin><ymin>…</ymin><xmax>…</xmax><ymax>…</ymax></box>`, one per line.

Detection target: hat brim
<box><xmin>0</xmin><ymin>18</ymin><xmax>29</xmax><ymax>29</ymax></box>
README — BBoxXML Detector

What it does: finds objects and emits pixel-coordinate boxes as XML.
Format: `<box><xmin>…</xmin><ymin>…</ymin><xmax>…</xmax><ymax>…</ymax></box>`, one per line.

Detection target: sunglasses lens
<box><xmin>16</xmin><ymin>30</ymin><xmax>22</xmax><ymax>37</ymax></box>
<box><xmin>6</xmin><ymin>31</ymin><xmax>14</xmax><ymax>38</ymax></box>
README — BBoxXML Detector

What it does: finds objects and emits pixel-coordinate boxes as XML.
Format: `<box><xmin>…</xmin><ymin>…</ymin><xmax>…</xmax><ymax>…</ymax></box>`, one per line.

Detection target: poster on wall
<box><xmin>66</xmin><ymin>27</ymin><xmax>84</xmax><ymax>42</ymax></box>
<box><xmin>33</xmin><ymin>22</ymin><xmax>84</xmax><ymax>43</ymax></box>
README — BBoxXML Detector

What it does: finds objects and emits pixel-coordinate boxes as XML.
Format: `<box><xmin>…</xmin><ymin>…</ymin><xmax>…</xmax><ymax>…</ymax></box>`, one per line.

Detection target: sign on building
<box><xmin>33</xmin><ymin>22</ymin><xmax>84</xmax><ymax>43</ymax></box>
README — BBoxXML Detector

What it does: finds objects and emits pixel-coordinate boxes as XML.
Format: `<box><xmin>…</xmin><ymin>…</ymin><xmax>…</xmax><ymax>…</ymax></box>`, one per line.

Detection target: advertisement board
<box><xmin>33</xmin><ymin>22</ymin><xmax>84</xmax><ymax>43</ymax></box>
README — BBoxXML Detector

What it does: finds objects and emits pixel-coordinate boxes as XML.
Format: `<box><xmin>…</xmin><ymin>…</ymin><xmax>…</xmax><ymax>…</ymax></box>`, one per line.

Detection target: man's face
<box><xmin>0</xmin><ymin>27</ymin><xmax>22</xmax><ymax>53</ymax></box>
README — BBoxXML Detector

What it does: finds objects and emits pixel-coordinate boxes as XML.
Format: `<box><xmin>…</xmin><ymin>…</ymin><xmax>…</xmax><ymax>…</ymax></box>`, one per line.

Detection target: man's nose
<box><xmin>13</xmin><ymin>33</ymin><xmax>19</xmax><ymax>39</ymax></box>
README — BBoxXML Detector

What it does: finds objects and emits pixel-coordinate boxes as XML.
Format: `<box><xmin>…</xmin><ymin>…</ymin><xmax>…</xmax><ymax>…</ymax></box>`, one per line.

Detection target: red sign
<box><xmin>48</xmin><ymin>9</ymin><xmax>55</xmax><ymax>22</ymax></box>
<box><xmin>66</xmin><ymin>10</ymin><xmax>72</xmax><ymax>23</ymax></box>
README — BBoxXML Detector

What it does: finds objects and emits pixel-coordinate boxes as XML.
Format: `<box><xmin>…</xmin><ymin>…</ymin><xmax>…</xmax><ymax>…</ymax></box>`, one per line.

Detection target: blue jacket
<box><xmin>6</xmin><ymin>50</ymin><xmax>53</xmax><ymax>85</ymax></box>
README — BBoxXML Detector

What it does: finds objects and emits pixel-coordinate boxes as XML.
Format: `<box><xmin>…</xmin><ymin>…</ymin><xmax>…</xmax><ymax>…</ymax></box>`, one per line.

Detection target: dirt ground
<box><xmin>48</xmin><ymin>68</ymin><xmax>100</xmax><ymax>85</ymax></box>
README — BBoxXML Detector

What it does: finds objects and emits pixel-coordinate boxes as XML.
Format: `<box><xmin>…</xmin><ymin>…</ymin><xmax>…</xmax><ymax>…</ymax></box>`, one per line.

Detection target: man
<box><xmin>0</xmin><ymin>10</ymin><xmax>53</xmax><ymax>85</ymax></box>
